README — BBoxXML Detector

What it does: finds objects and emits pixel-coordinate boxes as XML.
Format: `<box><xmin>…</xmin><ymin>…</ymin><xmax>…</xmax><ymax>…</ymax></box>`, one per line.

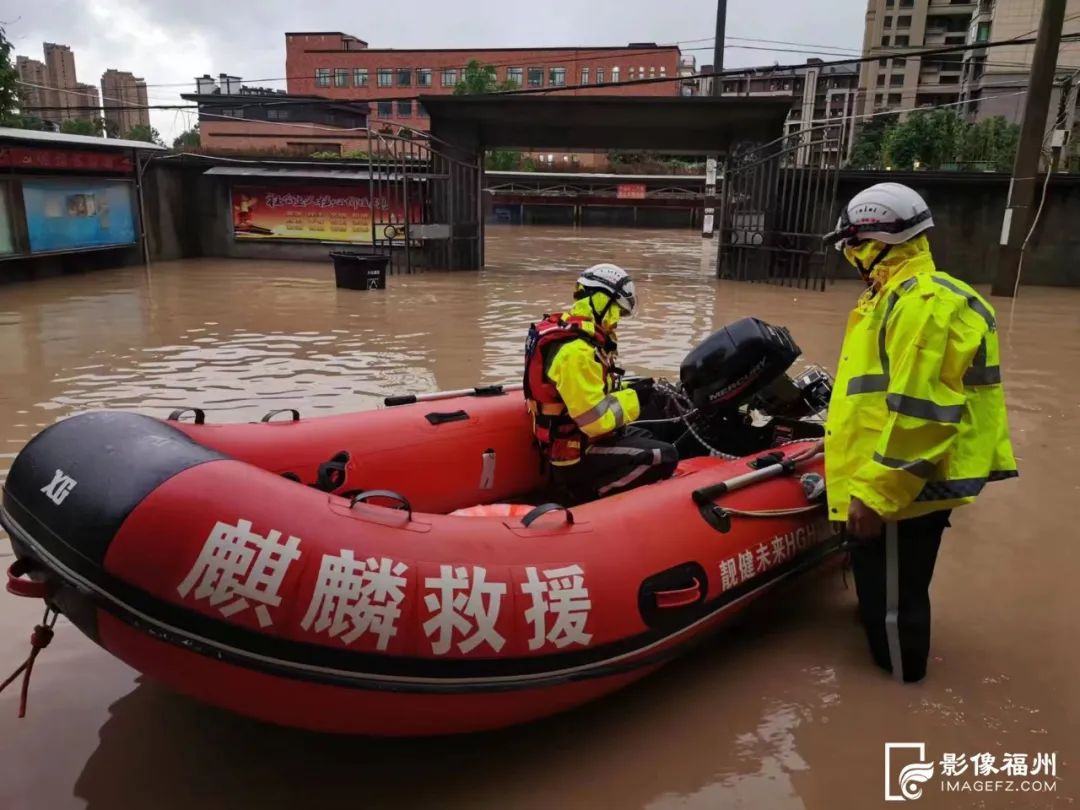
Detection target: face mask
<box><xmin>843</xmin><ymin>240</ymin><xmax>889</xmax><ymax>283</ymax></box>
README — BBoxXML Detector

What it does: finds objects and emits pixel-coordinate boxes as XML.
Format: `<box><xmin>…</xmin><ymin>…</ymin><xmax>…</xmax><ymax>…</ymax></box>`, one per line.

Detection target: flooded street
<box><xmin>1</xmin><ymin>224</ymin><xmax>1077</xmax><ymax>809</ymax></box>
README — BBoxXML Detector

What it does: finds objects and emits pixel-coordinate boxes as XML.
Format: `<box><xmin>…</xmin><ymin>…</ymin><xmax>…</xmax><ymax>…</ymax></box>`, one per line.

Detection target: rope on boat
<box><xmin>0</xmin><ymin>607</ymin><xmax>58</xmax><ymax>718</ymax></box>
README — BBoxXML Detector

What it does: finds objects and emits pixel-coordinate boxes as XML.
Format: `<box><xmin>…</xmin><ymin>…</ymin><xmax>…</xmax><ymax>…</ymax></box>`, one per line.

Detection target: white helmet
<box><xmin>823</xmin><ymin>183</ymin><xmax>934</xmax><ymax>249</ymax></box>
<box><xmin>576</xmin><ymin>263</ymin><xmax>638</xmax><ymax>317</ymax></box>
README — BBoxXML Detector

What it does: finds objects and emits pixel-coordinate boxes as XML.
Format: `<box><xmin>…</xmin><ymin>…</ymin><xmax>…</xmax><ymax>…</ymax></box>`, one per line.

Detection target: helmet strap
<box><xmin>855</xmin><ymin>243</ymin><xmax>892</xmax><ymax>286</ymax></box>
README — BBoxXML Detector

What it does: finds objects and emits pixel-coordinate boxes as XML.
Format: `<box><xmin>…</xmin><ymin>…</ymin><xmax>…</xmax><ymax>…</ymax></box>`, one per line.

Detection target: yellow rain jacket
<box><xmin>538</xmin><ymin>295</ymin><xmax>641</xmax><ymax>464</ymax></box>
<box><xmin>825</xmin><ymin>237</ymin><xmax>1017</xmax><ymax>521</ymax></box>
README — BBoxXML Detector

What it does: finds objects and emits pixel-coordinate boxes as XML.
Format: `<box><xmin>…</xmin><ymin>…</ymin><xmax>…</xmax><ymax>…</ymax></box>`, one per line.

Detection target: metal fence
<box><xmin>717</xmin><ymin>127</ymin><xmax>842</xmax><ymax>290</ymax></box>
<box><xmin>360</xmin><ymin>127</ymin><xmax>482</xmax><ymax>274</ymax></box>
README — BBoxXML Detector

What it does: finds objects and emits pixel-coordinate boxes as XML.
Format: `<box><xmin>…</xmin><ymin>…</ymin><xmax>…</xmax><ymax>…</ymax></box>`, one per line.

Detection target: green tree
<box><xmin>0</xmin><ymin>25</ymin><xmax>25</xmax><ymax>126</ymax></box>
<box><xmin>846</xmin><ymin>114</ymin><xmax>897</xmax><ymax>169</ymax></box>
<box><xmin>127</xmin><ymin>123</ymin><xmax>165</xmax><ymax>146</ymax></box>
<box><xmin>453</xmin><ymin>59</ymin><xmax>519</xmax><ymax>95</ymax></box>
<box><xmin>485</xmin><ymin>149</ymin><xmax>527</xmax><ymax>170</ymax></box>
<box><xmin>882</xmin><ymin>108</ymin><xmax>967</xmax><ymax>170</ymax></box>
<box><xmin>172</xmin><ymin>123</ymin><xmax>200</xmax><ymax>149</ymax></box>
<box><xmin>959</xmin><ymin>116</ymin><xmax>1020</xmax><ymax>171</ymax></box>
<box><xmin>60</xmin><ymin>118</ymin><xmax>104</xmax><ymax>136</ymax></box>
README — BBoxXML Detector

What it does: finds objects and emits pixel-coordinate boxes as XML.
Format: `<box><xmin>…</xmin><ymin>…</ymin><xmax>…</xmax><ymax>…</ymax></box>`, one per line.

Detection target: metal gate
<box><xmin>716</xmin><ymin>125</ymin><xmax>842</xmax><ymax>290</ymax></box>
<box><xmin>360</xmin><ymin>126</ymin><xmax>482</xmax><ymax>274</ymax></box>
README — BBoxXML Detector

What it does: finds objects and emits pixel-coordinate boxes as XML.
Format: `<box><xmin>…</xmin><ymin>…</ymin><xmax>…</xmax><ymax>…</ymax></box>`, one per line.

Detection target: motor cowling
<box><xmin>680</xmin><ymin>318</ymin><xmax>801</xmax><ymax>410</ymax></box>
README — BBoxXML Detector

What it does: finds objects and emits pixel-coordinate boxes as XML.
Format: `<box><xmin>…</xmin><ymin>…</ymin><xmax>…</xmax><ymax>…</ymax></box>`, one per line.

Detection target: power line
<box><xmin>19</xmin><ymin>31</ymin><xmax>1080</xmax><ymax>116</ymax></box>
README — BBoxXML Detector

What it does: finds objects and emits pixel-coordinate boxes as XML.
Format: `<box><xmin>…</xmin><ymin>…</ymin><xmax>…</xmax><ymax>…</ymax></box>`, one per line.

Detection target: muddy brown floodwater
<box><xmin>1</xmin><ymin>225</ymin><xmax>1077</xmax><ymax>809</ymax></box>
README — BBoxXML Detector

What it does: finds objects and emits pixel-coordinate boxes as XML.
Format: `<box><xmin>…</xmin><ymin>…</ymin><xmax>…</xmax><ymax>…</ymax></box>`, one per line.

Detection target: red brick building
<box><xmin>285</xmin><ymin>32</ymin><xmax>692</xmax><ymax>135</ymax></box>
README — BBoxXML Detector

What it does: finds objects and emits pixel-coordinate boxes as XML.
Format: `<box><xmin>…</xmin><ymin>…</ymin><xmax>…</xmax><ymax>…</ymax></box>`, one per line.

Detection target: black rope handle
<box><xmin>521</xmin><ymin>503</ymin><xmax>574</xmax><ymax>528</ymax></box>
<box><xmin>349</xmin><ymin>490</ymin><xmax>412</xmax><ymax>521</ymax></box>
<box><xmin>261</xmin><ymin>409</ymin><xmax>300</xmax><ymax>423</ymax></box>
<box><xmin>167</xmin><ymin>408</ymin><xmax>206</xmax><ymax>425</ymax></box>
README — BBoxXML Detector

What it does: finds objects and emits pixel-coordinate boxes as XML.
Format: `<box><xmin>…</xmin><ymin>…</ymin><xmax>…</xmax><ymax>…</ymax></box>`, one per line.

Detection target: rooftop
<box><xmin>422</xmin><ymin>94</ymin><xmax>792</xmax><ymax>153</ymax></box>
<box><xmin>0</xmin><ymin>127</ymin><xmax>166</xmax><ymax>151</ymax></box>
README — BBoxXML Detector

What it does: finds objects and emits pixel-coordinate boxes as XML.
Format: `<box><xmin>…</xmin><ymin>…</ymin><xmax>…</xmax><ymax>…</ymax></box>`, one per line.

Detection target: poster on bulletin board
<box><xmin>21</xmin><ymin>178</ymin><xmax>137</xmax><ymax>254</ymax></box>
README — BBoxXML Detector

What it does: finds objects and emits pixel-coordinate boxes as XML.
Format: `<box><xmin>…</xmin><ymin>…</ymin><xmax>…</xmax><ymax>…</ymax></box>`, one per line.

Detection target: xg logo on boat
<box><xmin>885</xmin><ymin>742</ymin><xmax>1059</xmax><ymax>801</ymax></box>
<box><xmin>40</xmin><ymin>469</ymin><xmax>77</xmax><ymax>506</ymax></box>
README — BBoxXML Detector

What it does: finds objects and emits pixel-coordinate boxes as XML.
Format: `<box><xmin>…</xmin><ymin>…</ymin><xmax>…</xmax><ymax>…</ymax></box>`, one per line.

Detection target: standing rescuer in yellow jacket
<box><xmin>811</xmin><ymin>182</ymin><xmax>1017</xmax><ymax>683</ymax></box>
<box><xmin>523</xmin><ymin>264</ymin><xmax>678</xmax><ymax>504</ymax></box>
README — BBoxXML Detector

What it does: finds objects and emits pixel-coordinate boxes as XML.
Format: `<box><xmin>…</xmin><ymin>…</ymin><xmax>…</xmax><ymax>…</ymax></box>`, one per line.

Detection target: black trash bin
<box><xmin>329</xmin><ymin>251</ymin><xmax>389</xmax><ymax>290</ymax></box>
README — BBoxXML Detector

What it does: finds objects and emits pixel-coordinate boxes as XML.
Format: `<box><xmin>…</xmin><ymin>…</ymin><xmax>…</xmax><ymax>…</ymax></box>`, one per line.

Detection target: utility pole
<box><xmin>703</xmin><ymin>0</ymin><xmax>727</xmax><ymax>240</ymax></box>
<box><xmin>992</xmin><ymin>0</ymin><xmax>1067</xmax><ymax>297</ymax></box>
<box><xmin>712</xmin><ymin>0</ymin><xmax>727</xmax><ymax>96</ymax></box>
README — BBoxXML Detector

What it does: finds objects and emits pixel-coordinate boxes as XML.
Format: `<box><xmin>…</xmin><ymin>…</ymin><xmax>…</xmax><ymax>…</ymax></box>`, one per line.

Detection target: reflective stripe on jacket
<box><xmin>825</xmin><ymin>252</ymin><xmax>1017</xmax><ymax>521</ymax></box>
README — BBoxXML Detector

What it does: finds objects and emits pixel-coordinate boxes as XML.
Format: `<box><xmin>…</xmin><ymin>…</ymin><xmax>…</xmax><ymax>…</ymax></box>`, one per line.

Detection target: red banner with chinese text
<box><xmin>231</xmin><ymin>184</ymin><xmax>421</xmax><ymax>243</ymax></box>
<box><xmin>0</xmin><ymin>146</ymin><xmax>133</xmax><ymax>173</ymax></box>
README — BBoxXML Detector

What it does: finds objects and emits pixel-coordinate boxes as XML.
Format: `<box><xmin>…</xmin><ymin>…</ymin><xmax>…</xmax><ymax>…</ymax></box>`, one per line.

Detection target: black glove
<box><xmin>627</xmin><ymin>377</ymin><xmax>656</xmax><ymax>408</ymax></box>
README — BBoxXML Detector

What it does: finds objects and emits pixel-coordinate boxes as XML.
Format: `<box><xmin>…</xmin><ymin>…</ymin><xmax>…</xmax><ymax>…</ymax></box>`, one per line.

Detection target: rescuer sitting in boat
<box><xmin>801</xmin><ymin>182</ymin><xmax>1017</xmax><ymax>683</ymax></box>
<box><xmin>523</xmin><ymin>263</ymin><xmax>678</xmax><ymax>504</ymax></box>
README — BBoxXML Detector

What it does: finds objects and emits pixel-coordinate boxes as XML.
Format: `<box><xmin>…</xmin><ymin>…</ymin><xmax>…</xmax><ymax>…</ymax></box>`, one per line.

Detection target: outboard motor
<box><xmin>675</xmin><ymin>317</ymin><xmax>832</xmax><ymax>456</ymax></box>
<box><xmin>680</xmin><ymin>318</ymin><xmax>801</xmax><ymax>410</ymax></box>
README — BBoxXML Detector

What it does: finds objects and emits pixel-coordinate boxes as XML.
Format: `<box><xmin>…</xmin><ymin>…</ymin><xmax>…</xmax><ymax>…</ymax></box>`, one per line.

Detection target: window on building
<box><xmin>580</xmin><ymin>67</ymin><xmax>589</xmax><ymax>85</ymax></box>
<box><xmin>527</xmin><ymin>67</ymin><xmax>544</xmax><ymax>87</ymax></box>
<box><xmin>976</xmin><ymin>21</ymin><xmax>991</xmax><ymax>42</ymax></box>
<box><xmin>897</xmin><ymin>15</ymin><xmax>912</xmax><ymax>27</ymax></box>
<box><xmin>660</xmin><ymin>66</ymin><xmax>667</xmax><ymax>76</ymax></box>
<box><xmin>879</xmin><ymin>57</ymin><xmax>889</xmax><ymax>66</ymax></box>
<box><xmin>895</xmin><ymin>35</ymin><xmax>909</xmax><ymax>46</ymax></box>
<box><xmin>611</xmin><ymin>66</ymin><xmax>620</xmax><ymax>82</ymax></box>
<box><xmin>885</xmin><ymin>15</ymin><xmax>893</xmax><ymax>27</ymax></box>
<box><xmin>353</xmin><ymin>68</ymin><xmax>368</xmax><ymax>87</ymax></box>
<box><xmin>377</xmin><ymin>68</ymin><xmax>392</xmax><ymax>87</ymax></box>
<box><xmin>649</xmin><ymin>66</ymin><xmax>656</xmax><ymax>77</ymax></box>
<box><xmin>939</xmin><ymin>75</ymin><xmax>960</xmax><ymax>84</ymax></box>
<box><xmin>507</xmin><ymin>67</ymin><xmax>523</xmax><ymax>87</ymax></box>
<box><xmin>441</xmin><ymin>68</ymin><xmax>458</xmax><ymax>87</ymax></box>
<box><xmin>549</xmin><ymin>67</ymin><xmax>566</xmax><ymax>87</ymax></box>
<box><xmin>397</xmin><ymin>68</ymin><xmax>412</xmax><ymax>86</ymax></box>
<box><xmin>888</xmin><ymin>92</ymin><xmax>902</xmax><ymax>104</ymax></box>
<box><xmin>267</xmin><ymin>108</ymin><xmax>288</xmax><ymax>121</ymax></box>
<box><xmin>881</xmin><ymin>35</ymin><xmax>891</xmax><ymax>46</ymax></box>
<box><xmin>894</xmin><ymin>57</ymin><xmax>907</xmax><ymax>68</ymax></box>
<box><xmin>417</xmin><ymin>68</ymin><xmax>432</xmax><ymax>87</ymax></box>
<box><xmin>875</xmin><ymin>92</ymin><xmax>885</xmax><ymax>106</ymax></box>
<box><xmin>315</xmin><ymin>68</ymin><xmax>330</xmax><ymax>87</ymax></box>
<box><xmin>885</xmin><ymin>0</ymin><xmax>894</xmax><ymax>5</ymax></box>
<box><xmin>216</xmin><ymin>107</ymin><xmax>243</xmax><ymax>119</ymax></box>
<box><xmin>899</xmin><ymin>0</ymin><xmax>913</xmax><ymax>6</ymax></box>
<box><xmin>398</xmin><ymin>99</ymin><xmax>412</xmax><ymax>116</ymax></box>
<box><xmin>891</xmin><ymin>74</ymin><xmax>905</xmax><ymax>86</ymax></box>
<box><xmin>377</xmin><ymin>100</ymin><xmax>393</xmax><ymax>117</ymax></box>
<box><xmin>596</xmin><ymin>67</ymin><xmax>605</xmax><ymax>83</ymax></box>
<box><xmin>877</xmin><ymin>74</ymin><xmax>887</xmax><ymax>87</ymax></box>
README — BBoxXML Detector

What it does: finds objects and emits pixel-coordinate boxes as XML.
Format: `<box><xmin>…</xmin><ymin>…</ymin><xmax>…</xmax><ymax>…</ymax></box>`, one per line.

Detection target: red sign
<box><xmin>616</xmin><ymin>183</ymin><xmax>647</xmax><ymax>200</ymax></box>
<box><xmin>0</xmin><ymin>146</ymin><xmax>133</xmax><ymax>173</ymax></box>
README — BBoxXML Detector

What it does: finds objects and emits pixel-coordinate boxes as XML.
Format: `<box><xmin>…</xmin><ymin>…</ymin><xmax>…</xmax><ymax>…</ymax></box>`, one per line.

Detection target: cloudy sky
<box><xmin>5</xmin><ymin>0</ymin><xmax>866</xmax><ymax>142</ymax></box>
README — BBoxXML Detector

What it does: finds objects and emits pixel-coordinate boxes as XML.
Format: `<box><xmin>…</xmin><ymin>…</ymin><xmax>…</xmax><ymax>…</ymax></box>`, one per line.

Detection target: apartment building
<box><xmin>181</xmin><ymin>74</ymin><xmax>370</xmax><ymax>155</ymax></box>
<box><xmin>15</xmin><ymin>43</ymin><xmax>85</xmax><ymax>124</ymax></box>
<box><xmin>858</xmin><ymin>0</ymin><xmax>977</xmax><ymax>116</ymax></box>
<box><xmin>100</xmin><ymin>69</ymin><xmax>150</xmax><ymax>137</ymax></box>
<box><xmin>717</xmin><ymin>59</ymin><xmax>860</xmax><ymax>166</ymax></box>
<box><xmin>959</xmin><ymin>0</ymin><xmax>1080</xmax><ymax>137</ymax></box>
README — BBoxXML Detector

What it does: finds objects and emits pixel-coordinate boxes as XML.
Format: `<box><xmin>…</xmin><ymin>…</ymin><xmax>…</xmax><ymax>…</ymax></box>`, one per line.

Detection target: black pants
<box><xmin>850</xmin><ymin>510</ymin><xmax>951</xmax><ymax>683</ymax></box>
<box><xmin>553</xmin><ymin>426</ymin><xmax>678</xmax><ymax>505</ymax></box>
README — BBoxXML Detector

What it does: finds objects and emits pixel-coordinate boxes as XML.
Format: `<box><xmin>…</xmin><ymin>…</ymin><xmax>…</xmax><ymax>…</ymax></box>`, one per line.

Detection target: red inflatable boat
<box><xmin>2</xmin><ymin>319</ymin><xmax>843</xmax><ymax>735</ymax></box>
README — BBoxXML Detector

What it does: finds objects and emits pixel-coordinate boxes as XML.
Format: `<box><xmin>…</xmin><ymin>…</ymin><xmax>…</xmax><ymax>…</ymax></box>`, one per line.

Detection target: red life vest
<box><xmin>522</xmin><ymin>313</ymin><xmax>619</xmax><ymax>466</ymax></box>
